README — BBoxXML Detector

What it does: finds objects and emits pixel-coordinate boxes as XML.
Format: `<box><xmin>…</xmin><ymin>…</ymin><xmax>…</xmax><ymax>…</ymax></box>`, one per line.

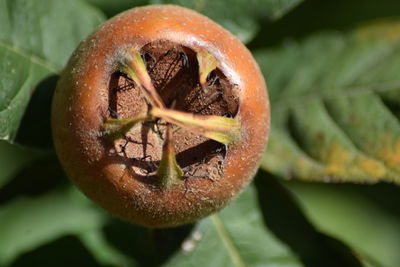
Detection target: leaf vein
<box><xmin>211</xmin><ymin>215</ymin><xmax>246</xmax><ymax>267</ymax></box>
<box><xmin>0</xmin><ymin>40</ymin><xmax>59</xmax><ymax>73</ymax></box>
<box><xmin>0</xmin><ymin>62</ymin><xmax>33</xmax><ymax>114</ymax></box>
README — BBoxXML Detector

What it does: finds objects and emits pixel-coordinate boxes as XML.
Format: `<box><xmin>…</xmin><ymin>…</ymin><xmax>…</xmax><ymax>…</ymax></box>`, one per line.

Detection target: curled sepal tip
<box><xmin>196</xmin><ymin>48</ymin><xmax>219</xmax><ymax>89</ymax></box>
<box><xmin>156</xmin><ymin>124</ymin><xmax>184</xmax><ymax>189</ymax></box>
<box><xmin>118</xmin><ymin>47</ymin><xmax>165</xmax><ymax>108</ymax></box>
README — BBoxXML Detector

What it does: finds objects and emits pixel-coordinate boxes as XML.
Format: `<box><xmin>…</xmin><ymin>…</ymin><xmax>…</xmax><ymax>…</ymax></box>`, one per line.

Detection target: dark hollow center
<box><xmin>107</xmin><ymin>40</ymin><xmax>239</xmax><ymax>181</ymax></box>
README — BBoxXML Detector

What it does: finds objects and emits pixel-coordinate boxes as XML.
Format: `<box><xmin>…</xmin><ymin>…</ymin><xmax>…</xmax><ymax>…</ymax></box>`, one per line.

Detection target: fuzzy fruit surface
<box><xmin>51</xmin><ymin>5</ymin><xmax>270</xmax><ymax>228</ymax></box>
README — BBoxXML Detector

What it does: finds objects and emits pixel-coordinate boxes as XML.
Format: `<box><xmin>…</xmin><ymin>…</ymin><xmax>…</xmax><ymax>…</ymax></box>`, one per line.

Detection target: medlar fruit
<box><xmin>52</xmin><ymin>5</ymin><xmax>269</xmax><ymax>228</ymax></box>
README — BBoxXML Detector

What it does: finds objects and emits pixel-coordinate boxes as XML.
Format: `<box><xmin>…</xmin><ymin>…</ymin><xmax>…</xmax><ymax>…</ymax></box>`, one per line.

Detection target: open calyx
<box><xmin>103</xmin><ymin>42</ymin><xmax>241</xmax><ymax>189</ymax></box>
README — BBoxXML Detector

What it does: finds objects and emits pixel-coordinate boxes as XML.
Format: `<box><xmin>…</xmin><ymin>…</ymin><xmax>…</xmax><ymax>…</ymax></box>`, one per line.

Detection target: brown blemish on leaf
<box><xmin>354</xmin><ymin>156</ymin><xmax>386</xmax><ymax>179</ymax></box>
<box><xmin>315</xmin><ymin>132</ymin><xmax>325</xmax><ymax>145</ymax></box>
<box><xmin>324</xmin><ymin>143</ymin><xmax>353</xmax><ymax>177</ymax></box>
<box><xmin>355</xmin><ymin>19</ymin><xmax>400</xmax><ymax>42</ymax></box>
<box><xmin>377</xmin><ymin>136</ymin><xmax>400</xmax><ymax>172</ymax></box>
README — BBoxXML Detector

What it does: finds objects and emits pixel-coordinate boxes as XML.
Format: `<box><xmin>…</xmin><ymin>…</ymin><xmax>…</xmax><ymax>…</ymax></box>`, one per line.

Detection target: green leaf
<box><xmin>83</xmin><ymin>0</ymin><xmax>148</xmax><ymax>17</ymax></box>
<box><xmin>286</xmin><ymin>181</ymin><xmax>400</xmax><ymax>267</ymax></box>
<box><xmin>0</xmin><ymin>141</ymin><xmax>47</xmax><ymax>188</ymax></box>
<box><xmin>0</xmin><ymin>187</ymin><xmax>106</xmax><ymax>266</ymax></box>
<box><xmin>10</xmin><ymin>236</ymin><xmax>101</xmax><ymax>267</ymax></box>
<box><xmin>0</xmin><ymin>0</ymin><xmax>105</xmax><ymax>143</ymax></box>
<box><xmin>163</xmin><ymin>185</ymin><xmax>302</xmax><ymax>267</ymax></box>
<box><xmin>255</xmin><ymin>171</ymin><xmax>363</xmax><ymax>266</ymax></box>
<box><xmin>257</xmin><ymin>20</ymin><xmax>400</xmax><ymax>184</ymax></box>
<box><xmin>79</xmin><ymin>185</ymin><xmax>301</xmax><ymax>267</ymax></box>
<box><xmin>149</xmin><ymin>0</ymin><xmax>303</xmax><ymax>43</ymax></box>
<box><xmin>79</xmin><ymin>229</ymin><xmax>133</xmax><ymax>267</ymax></box>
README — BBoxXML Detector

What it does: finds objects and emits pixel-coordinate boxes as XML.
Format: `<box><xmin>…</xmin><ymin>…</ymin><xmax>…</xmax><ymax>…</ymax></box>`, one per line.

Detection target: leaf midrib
<box><xmin>0</xmin><ymin>40</ymin><xmax>59</xmax><ymax>73</ymax></box>
<box><xmin>211</xmin><ymin>215</ymin><xmax>246</xmax><ymax>267</ymax></box>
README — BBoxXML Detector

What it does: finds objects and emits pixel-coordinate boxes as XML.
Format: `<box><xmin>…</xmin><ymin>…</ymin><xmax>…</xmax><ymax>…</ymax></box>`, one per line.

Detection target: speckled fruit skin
<box><xmin>52</xmin><ymin>5</ymin><xmax>270</xmax><ymax>228</ymax></box>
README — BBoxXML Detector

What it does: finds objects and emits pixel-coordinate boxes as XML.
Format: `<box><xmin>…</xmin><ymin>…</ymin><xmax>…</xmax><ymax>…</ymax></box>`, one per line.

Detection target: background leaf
<box><xmin>84</xmin><ymin>0</ymin><xmax>148</xmax><ymax>17</ymax></box>
<box><xmin>0</xmin><ymin>187</ymin><xmax>106</xmax><ymax>266</ymax></box>
<box><xmin>0</xmin><ymin>141</ymin><xmax>47</xmax><ymax>188</ymax></box>
<box><xmin>79</xmin><ymin>229</ymin><xmax>133</xmax><ymax>267</ymax></box>
<box><xmin>286</xmin><ymin>181</ymin><xmax>400</xmax><ymax>267</ymax></box>
<box><xmin>157</xmin><ymin>185</ymin><xmax>302</xmax><ymax>267</ymax></box>
<box><xmin>10</xmin><ymin>236</ymin><xmax>101</xmax><ymax>267</ymax></box>
<box><xmin>255</xmin><ymin>172</ymin><xmax>363</xmax><ymax>267</ymax></box>
<box><xmin>256</xmin><ymin>20</ymin><xmax>400</xmax><ymax>184</ymax></box>
<box><xmin>249</xmin><ymin>0</ymin><xmax>400</xmax><ymax>48</ymax></box>
<box><xmin>149</xmin><ymin>0</ymin><xmax>302</xmax><ymax>43</ymax></box>
<box><xmin>0</xmin><ymin>0</ymin><xmax>105</xmax><ymax>143</ymax></box>
<box><xmin>2</xmin><ymin>183</ymin><xmax>304</xmax><ymax>267</ymax></box>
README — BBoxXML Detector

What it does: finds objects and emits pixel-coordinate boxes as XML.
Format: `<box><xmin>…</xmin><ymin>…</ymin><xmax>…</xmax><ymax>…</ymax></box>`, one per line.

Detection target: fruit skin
<box><xmin>51</xmin><ymin>5</ymin><xmax>270</xmax><ymax>228</ymax></box>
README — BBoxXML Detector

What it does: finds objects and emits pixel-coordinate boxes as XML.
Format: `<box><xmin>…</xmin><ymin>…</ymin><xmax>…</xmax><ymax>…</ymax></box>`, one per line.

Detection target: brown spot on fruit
<box><xmin>51</xmin><ymin>5</ymin><xmax>269</xmax><ymax>228</ymax></box>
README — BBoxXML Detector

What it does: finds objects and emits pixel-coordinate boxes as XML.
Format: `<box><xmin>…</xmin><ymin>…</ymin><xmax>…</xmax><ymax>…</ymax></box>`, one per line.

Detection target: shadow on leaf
<box><xmin>103</xmin><ymin>218</ymin><xmax>194</xmax><ymax>267</ymax></box>
<box><xmin>16</xmin><ymin>75</ymin><xmax>59</xmax><ymax>149</ymax></box>
<box><xmin>355</xmin><ymin>181</ymin><xmax>400</xmax><ymax>217</ymax></box>
<box><xmin>0</xmin><ymin>156</ymin><xmax>66</xmax><ymax>204</ymax></box>
<box><xmin>10</xmin><ymin>235</ymin><xmax>101</xmax><ymax>267</ymax></box>
<box><xmin>255</xmin><ymin>171</ymin><xmax>363</xmax><ymax>267</ymax></box>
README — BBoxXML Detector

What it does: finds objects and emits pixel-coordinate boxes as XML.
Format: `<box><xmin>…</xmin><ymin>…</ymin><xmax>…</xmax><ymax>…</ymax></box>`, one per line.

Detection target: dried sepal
<box><xmin>196</xmin><ymin>48</ymin><xmax>219</xmax><ymax>89</ymax></box>
<box><xmin>151</xmin><ymin>107</ymin><xmax>240</xmax><ymax>145</ymax></box>
<box><xmin>118</xmin><ymin>47</ymin><xmax>165</xmax><ymax>108</ymax></box>
<box><xmin>156</xmin><ymin>123</ymin><xmax>184</xmax><ymax>189</ymax></box>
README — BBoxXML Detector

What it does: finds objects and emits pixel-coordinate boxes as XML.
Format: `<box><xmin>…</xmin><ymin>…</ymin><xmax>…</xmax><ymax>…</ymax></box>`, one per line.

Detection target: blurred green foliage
<box><xmin>2</xmin><ymin>0</ymin><xmax>400</xmax><ymax>266</ymax></box>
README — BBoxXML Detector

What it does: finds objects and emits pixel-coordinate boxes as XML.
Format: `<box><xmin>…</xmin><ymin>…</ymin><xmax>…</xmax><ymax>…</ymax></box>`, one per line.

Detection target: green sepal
<box><xmin>102</xmin><ymin>116</ymin><xmax>150</xmax><ymax>140</ymax></box>
<box><xmin>156</xmin><ymin>124</ymin><xmax>184</xmax><ymax>189</ymax></box>
<box><xmin>151</xmin><ymin>107</ymin><xmax>240</xmax><ymax>145</ymax></box>
<box><xmin>196</xmin><ymin>48</ymin><xmax>219</xmax><ymax>88</ymax></box>
<box><xmin>118</xmin><ymin>47</ymin><xmax>165</xmax><ymax>108</ymax></box>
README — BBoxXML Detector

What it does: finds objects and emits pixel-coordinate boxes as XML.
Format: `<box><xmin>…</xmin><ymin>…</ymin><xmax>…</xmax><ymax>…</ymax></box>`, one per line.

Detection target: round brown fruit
<box><xmin>52</xmin><ymin>5</ymin><xmax>270</xmax><ymax>228</ymax></box>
